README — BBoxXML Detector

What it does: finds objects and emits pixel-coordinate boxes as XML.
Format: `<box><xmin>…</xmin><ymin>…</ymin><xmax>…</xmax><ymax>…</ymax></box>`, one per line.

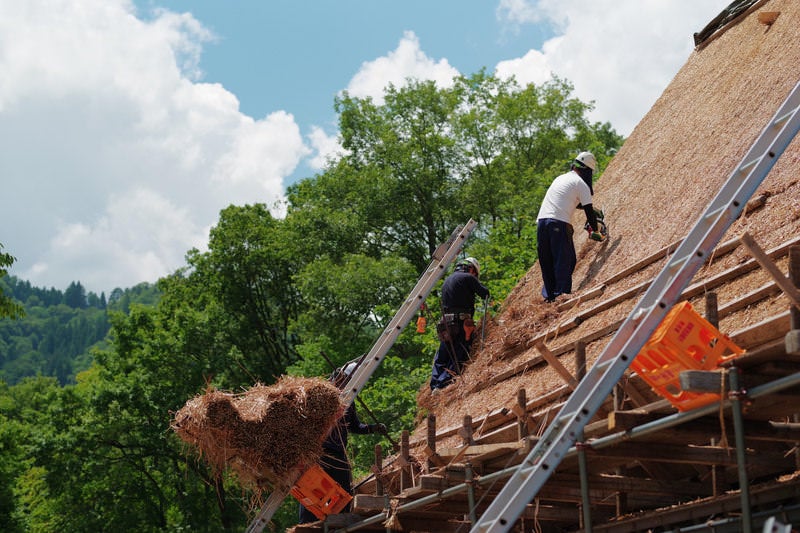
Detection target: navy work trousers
<box><xmin>537</xmin><ymin>218</ymin><xmax>576</xmax><ymax>301</ymax></box>
<box><xmin>430</xmin><ymin>321</ymin><xmax>471</xmax><ymax>390</ymax></box>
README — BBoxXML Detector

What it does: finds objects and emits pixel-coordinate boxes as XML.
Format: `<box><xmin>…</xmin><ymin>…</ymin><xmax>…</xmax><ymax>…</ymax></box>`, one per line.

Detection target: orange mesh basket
<box><xmin>631</xmin><ymin>301</ymin><xmax>744</xmax><ymax>411</ymax></box>
<box><xmin>290</xmin><ymin>464</ymin><xmax>352</xmax><ymax>520</ymax></box>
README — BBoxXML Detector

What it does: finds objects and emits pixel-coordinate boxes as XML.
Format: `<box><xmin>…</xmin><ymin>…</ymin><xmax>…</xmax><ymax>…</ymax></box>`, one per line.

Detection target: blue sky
<box><xmin>1</xmin><ymin>0</ymin><xmax>730</xmax><ymax>295</ymax></box>
<box><xmin>142</xmin><ymin>2</ymin><xmax>551</xmax><ymax>120</ymax></box>
<box><xmin>134</xmin><ymin>0</ymin><xmax>556</xmax><ymax>180</ymax></box>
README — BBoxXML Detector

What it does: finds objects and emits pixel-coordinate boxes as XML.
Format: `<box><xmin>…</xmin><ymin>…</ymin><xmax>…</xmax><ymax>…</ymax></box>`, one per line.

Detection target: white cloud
<box><xmin>496</xmin><ymin>0</ymin><xmax>543</xmax><ymax>27</ymax></box>
<box><xmin>44</xmin><ymin>189</ymin><xmax>208</xmax><ymax>291</ymax></box>
<box><xmin>345</xmin><ymin>31</ymin><xmax>461</xmax><ymax>103</ymax></box>
<box><xmin>211</xmin><ymin>111</ymin><xmax>309</xmax><ymax>194</ymax></box>
<box><xmin>0</xmin><ymin>0</ymin><xmax>308</xmax><ymax>294</ymax></box>
<box><xmin>307</xmin><ymin>126</ymin><xmax>345</xmax><ymax>171</ymax></box>
<box><xmin>493</xmin><ymin>0</ymin><xmax>729</xmax><ymax>136</ymax></box>
<box><xmin>495</xmin><ymin>45</ymin><xmax>554</xmax><ymax>87</ymax></box>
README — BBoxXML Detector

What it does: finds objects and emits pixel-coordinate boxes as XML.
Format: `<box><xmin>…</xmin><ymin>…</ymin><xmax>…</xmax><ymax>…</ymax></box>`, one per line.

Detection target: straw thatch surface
<box><xmin>172</xmin><ymin>376</ymin><xmax>343</xmax><ymax>488</ymax></box>
<box><xmin>415</xmin><ymin>0</ymin><xmax>800</xmax><ymax>446</ymax></box>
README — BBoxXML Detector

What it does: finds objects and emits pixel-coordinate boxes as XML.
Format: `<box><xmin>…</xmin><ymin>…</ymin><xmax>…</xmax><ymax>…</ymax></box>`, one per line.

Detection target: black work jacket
<box><xmin>441</xmin><ymin>270</ymin><xmax>490</xmax><ymax>315</ymax></box>
<box><xmin>323</xmin><ymin>403</ymin><xmax>370</xmax><ymax>456</ymax></box>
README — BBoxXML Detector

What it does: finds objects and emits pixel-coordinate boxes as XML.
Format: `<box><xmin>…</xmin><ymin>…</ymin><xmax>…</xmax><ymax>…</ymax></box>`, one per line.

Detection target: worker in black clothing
<box><xmin>430</xmin><ymin>257</ymin><xmax>490</xmax><ymax>392</ymax></box>
<box><xmin>298</xmin><ymin>362</ymin><xmax>386</xmax><ymax>524</ymax></box>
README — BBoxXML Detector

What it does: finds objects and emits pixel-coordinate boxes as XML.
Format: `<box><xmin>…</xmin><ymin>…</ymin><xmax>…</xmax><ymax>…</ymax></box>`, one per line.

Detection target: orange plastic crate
<box><xmin>290</xmin><ymin>464</ymin><xmax>352</xmax><ymax>520</ymax></box>
<box><xmin>632</xmin><ymin>301</ymin><xmax>744</xmax><ymax>411</ymax></box>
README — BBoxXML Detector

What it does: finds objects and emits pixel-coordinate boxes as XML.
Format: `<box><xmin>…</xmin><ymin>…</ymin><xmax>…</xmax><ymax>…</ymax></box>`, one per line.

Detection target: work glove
<box><xmin>370</xmin><ymin>423</ymin><xmax>387</xmax><ymax>435</ymax></box>
<box><xmin>593</xmin><ymin>207</ymin><xmax>604</xmax><ymax>221</ymax></box>
<box><xmin>589</xmin><ymin>231</ymin><xmax>606</xmax><ymax>242</ymax></box>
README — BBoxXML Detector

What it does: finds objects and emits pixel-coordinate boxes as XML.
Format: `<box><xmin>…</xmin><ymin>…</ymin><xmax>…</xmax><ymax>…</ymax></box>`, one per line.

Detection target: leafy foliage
<box><xmin>0</xmin><ymin>72</ymin><xmax>623</xmax><ymax>531</ymax></box>
<box><xmin>0</xmin><ymin>245</ymin><xmax>23</xmax><ymax>320</ymax></box>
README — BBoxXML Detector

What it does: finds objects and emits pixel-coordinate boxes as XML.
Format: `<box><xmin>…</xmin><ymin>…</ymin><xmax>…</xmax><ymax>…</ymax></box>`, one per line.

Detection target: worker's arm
<box><xmin>582</xmin><ymin>203</ymin><xmax>598</xmax><ymax>232</ymax></box>
<box><xmin>345</xmin><ymin>404</ymin><xmax>385</xmax><ymax>434</ymax></box>
<box><xmin>464</xmin><ymin>273</ymin><xmax>489</xmax><ymax>300</ymax></box>
<box><xmin>582</xmin><ymin>204</ymin><xmax>607</xmax><ymax>242</ymax></box>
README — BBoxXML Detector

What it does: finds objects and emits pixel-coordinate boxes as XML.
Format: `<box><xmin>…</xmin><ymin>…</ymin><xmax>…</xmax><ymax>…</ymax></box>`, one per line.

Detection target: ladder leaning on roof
<box><xmin>245</xmin><ymin>219</ymin><xmax>479</xmax><ymax>533</ymax></box>
<box><xmin>470</xmin><ymin>79</ymin><xmax>800</xmax><ymax>533</ymax></box>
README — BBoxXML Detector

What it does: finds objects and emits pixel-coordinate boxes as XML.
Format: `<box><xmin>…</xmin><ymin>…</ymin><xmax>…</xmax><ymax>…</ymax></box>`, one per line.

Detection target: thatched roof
<box><xmin>418</xmin><ymin>0</ymin><xmax>800</xmax><ymax>446</ymax></box>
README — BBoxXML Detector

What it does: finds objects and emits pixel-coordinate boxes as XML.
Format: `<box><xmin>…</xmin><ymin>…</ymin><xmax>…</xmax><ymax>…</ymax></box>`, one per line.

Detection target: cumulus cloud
<box><xmin>495</xmin><ymin>46</ymin><xmax>554</xmax><ymax>88</ymax></box>
<box><xmin>496</xmin><ymin>0</ymin><xmax>543</xmax><ymax>27</ymax></box>
<box><xmin>494</xmin><ymin>0</ymin><xmax>728</xmax><ymax>136</ymax></box>
<box><xmin>345</xmin><ymin>31</ymin><xmax>460</xmax><ymax>103</ymax></box>
<box><xmin>307</xmin><ymin>126</ymin><xmax>345</xmax><ymax>171</ymax></box>
<box><xmin>44</xmin><ymin>189</ymin><xmax>207</xmax><ymax>291</ymax></box>
<box><xmin>0</xmin><ymin>0</ymin><xmax>308</xmax><ymax>293</ymax></box>
<box><xmin>305</xmin><ymin>30</ymin><xmax>460</xmax><ymax>176</ymax></box>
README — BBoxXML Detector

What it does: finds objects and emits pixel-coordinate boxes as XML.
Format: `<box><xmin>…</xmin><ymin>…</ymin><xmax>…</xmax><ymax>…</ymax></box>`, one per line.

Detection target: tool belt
<box><xmin>436</xmin><ymin>313</ymin><xmax>475</xmax><ymax>342</ymax></box>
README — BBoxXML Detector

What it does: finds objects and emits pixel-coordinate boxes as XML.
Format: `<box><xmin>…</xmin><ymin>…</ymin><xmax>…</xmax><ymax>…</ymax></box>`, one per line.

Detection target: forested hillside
<box><xmin>0</xmin><ymin>73</ymin><xmax>623</xmax><ymax>532</ymax></box>
<box><xmin>0</xmin><ymin>277</ymin><xmax>159</xmax><ymax>385</ymax></box>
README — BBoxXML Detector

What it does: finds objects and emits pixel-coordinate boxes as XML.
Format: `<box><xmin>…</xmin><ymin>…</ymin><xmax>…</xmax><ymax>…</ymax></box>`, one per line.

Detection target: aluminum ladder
<box><xmin>245</xmin><ymin>219</ymin><xmax>478</xmax><ymax>533</ymax></box>
<box><xmin>471</xmin><ymin>79</ymin><xmax>800</xmax><ymax>533</ymax></box>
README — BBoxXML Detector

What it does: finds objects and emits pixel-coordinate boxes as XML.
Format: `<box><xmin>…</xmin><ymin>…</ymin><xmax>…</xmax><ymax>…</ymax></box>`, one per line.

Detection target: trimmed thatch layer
<box><xmin>172</xmin><ymin>376</ymin><xmax>343</xmax><ymax>487</ymax></box>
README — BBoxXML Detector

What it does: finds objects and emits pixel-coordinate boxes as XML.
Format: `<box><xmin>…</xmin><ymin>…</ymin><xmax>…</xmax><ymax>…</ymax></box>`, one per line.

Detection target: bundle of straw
<box><xmin>172</xmin><ymin>376</ymin><xmax>343</xmax><ymax>487</ymax></box>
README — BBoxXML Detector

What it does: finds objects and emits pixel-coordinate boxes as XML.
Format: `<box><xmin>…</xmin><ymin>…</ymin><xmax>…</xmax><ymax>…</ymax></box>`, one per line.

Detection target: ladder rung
<box><xmin>703</xmin><ymin>205</ymin><xmax>726</xmax><ymax>221</ymax></box>
<box><xmin>591</xmin><ymin>359</ymin><xmax>614</xmax><ymax>373</ymax></box>
<box><xmin>632</xmin><ymin>305</ymin><xmax>654</xmax><ymax>321</ymax></box>
<box><xmin>737</xmin><ymin>156</ymin><xmax>761</xmax><ymax>174</ymax></box>
<box><xmin>667</xmin><ymin>254</ymin><xmax>691</xmax><ymax>272</ymax></box>
<box><xmin>555</xmin><ymin>410</ymin><xmax>580</xmax><ymax>424</ymax></box>
<box><xmin>772</xmin><ymin>104</ymin><xmax>800</xmax><ymax>127</ymax></box>
<box><xmin>547</xmin><ymin>408</ymin><xmax>591</xmax><ymax>430</ymax></box>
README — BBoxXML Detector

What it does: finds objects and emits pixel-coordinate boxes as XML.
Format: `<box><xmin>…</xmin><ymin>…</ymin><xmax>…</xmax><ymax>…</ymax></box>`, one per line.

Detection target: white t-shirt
<box><xmin>536</xmin><ymin>170</ymin><xmax>593</xmax><ymax>224</ymax></box>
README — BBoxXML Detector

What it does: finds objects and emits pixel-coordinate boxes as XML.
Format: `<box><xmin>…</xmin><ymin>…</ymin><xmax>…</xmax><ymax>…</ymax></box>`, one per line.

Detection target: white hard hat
<box><xmin>574</xmin><ymin>151</ymin><xmax>597</xmax><ymax>172</ymax></box>
<box><xmin>342</xmin><ymin>362</ymin><xmax>357</xmax><ymax>376</ymax></box>
<box><xmin>460</xmin><ymin>257</ymin><xmax>480</xmax><ymax>276</ymax></box>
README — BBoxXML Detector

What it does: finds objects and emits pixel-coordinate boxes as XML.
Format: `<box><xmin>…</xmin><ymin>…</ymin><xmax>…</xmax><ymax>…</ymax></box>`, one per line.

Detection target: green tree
<box><xmin>63</xmin><ymin>282</ymin><xmax>87</xmax><ymax>309</ymax></box>
<box><xmin>13</xmin><ymin>307</ymin><xmax>247</xmax><ymax>532</ymax></box>
<box><xmin>0</xmin><ymin>303</ymin><xmax>110</xmax><ymax>385</ymax></box>
<box><xmin>286</xmin><ymin>160</ymin><xmax>385</xmax><ymax>261</ymax></box>
<box><xmin>336</xmin><ymin>79</ymin><xmax>464</xmax><ymax>269</ymax></box>
<box><xmin>0</xmin><ymin>245</ymin><xmax>23</xmax><ymax>319</ymax></box>
<box><xmin>0</xmin><ymin>377</ymin><xmax>62</xmax><ymax>532</ymax></box>
<box><xmin>289</xmin><ymin>253</ymin><xmax>417</xmax><ymax>375</ymax></box>
<box><xmin>4</xmin><ymin>204</ymin><xmax>314</xmax><ymax>532</ymax></box>
<box><xmin>195</xmin><ymin>203</ymin><xmax>302</xmax><ymax>381</ymax></box>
